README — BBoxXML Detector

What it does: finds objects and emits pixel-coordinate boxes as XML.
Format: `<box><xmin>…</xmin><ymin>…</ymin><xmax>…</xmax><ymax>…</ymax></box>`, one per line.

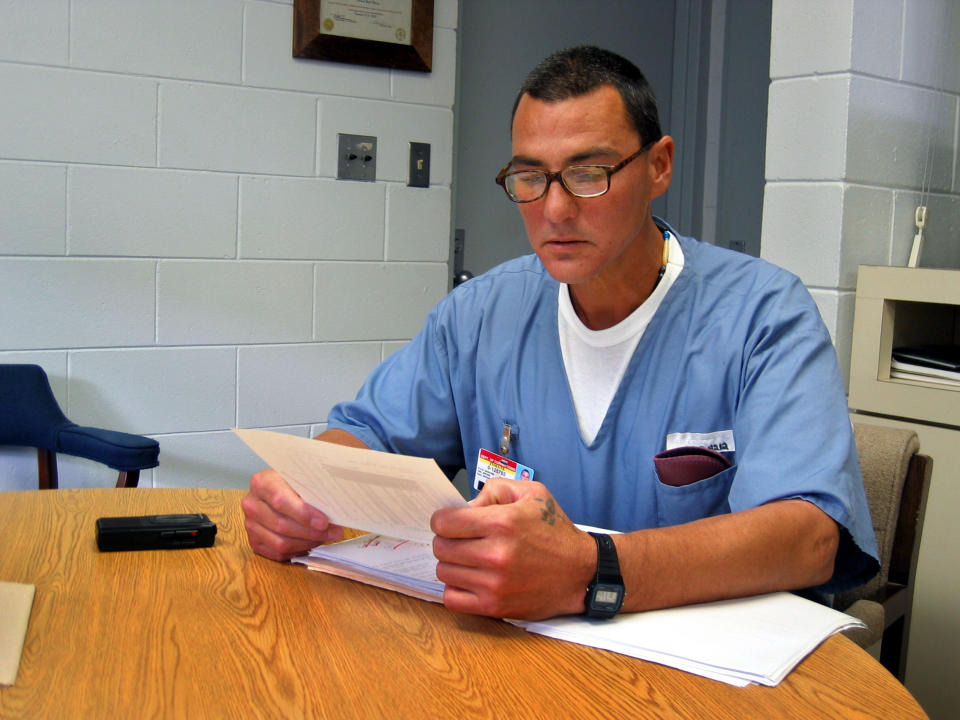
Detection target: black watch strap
<box><xmin>590</xmin><ymin>532</ymin><xmax>621</xmax><ymax>580</ymax></box>
<box><xmin>585</xmin><ymin>532</ymin><xmax>624</xmax><ymax>619</ymax></box>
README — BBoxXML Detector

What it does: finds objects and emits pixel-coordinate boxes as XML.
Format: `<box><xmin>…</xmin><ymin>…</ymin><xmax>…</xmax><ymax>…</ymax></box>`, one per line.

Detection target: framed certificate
<box><xmin>294</xmin><ymin>0</ymin><xmax>434</xmax><ymax>72</ymax></box>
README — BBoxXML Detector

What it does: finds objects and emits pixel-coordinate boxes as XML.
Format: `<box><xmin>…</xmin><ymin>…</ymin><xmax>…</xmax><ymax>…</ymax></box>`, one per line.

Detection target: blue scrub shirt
<box><xmin>329</xmin><ymin>228</ymin><xmax>879</xmax><ymax>595</ymax></box>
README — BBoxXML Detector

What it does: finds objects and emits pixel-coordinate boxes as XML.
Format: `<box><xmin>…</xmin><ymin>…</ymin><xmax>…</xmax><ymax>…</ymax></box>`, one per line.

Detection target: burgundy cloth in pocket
<box><xmin>653</xmin><ymin>446</ymin><xmax>732</xmax><ymax>487</ymax></box>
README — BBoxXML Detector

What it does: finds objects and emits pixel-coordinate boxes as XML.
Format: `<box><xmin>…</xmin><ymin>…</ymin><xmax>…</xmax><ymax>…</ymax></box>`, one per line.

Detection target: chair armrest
<box><xmin>842</xmin><ymin>598</ymin><xmax>884</xmax><ymax>649</ymax></box>
<box><xmin>57</xmin><ymin>426</ymin><xmax>159</xmax><ymax>472</ymax></box>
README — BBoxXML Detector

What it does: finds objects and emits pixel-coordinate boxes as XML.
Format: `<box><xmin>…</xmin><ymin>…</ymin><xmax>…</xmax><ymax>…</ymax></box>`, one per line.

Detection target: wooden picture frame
<box><xmin>293</xmin><ymin>0</ymin><xmax>434</xmax><ymax>72</ymax></box>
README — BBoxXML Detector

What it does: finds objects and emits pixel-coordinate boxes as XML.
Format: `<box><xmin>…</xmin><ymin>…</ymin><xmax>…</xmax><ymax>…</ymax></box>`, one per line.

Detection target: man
<box><xmin>243</xmin><ymin>47</ymin><xmax>878</xmax><ymax>621</ymax></box>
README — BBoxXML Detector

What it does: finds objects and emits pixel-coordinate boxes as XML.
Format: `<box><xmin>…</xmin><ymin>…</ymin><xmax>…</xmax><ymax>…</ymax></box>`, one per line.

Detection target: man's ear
<box><xmin>647</xmin><ymin>136</ymin><xmax>674</xmax><ymax>199</ymax></box>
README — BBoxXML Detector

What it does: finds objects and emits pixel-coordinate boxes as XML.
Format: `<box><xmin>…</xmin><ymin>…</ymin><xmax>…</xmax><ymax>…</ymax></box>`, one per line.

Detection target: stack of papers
<box><xmin>509</xmin><ymin>592</ymin><xmax>863</xmax><ymax>687</ymax></box>
<box><xmin>294</xmin><ymin>533</ymin><xmax>443</xmax><ymax>604</ymax></box>
<box><xmin>891</xmin><ymin>344</ymin><xmax>960</xmax><ymax>387</ymax></box>
<box><xmin>890</xmin><ymin>359</ymin><xmax>960</xmax><ymax>387</ymax></box>
<box><xmin>236</xmin><ymin>429</ymin><xmax>863</xmax><ymax>687</ymax></box>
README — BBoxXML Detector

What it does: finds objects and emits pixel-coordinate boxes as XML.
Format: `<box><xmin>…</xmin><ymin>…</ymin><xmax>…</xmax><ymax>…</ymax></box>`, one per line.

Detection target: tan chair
<box><xmin>838</xmin><ymin>423</ymin><xmax>932</xmax><ymax>681</ymax></box>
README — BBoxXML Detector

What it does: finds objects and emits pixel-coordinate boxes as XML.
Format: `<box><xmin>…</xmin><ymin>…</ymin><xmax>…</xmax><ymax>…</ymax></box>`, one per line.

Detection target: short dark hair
<box><xmin>512</xmin><ymin>46</ymin><xmax>662</xmax><ymax>145</ymax></box>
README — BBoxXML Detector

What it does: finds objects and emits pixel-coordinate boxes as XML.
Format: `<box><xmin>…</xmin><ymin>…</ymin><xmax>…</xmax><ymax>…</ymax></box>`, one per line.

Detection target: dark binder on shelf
<box><xmin>891</xmin><ymin>344</ymin><xmax>960</xmax><ymax>373</ymax></box>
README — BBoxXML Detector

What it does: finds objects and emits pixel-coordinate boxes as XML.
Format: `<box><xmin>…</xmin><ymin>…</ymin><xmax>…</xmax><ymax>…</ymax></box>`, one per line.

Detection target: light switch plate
<box><xmin>408</xmin><ymin>142</ymin><xmax>430</xmax><ymax>188</ymax></box>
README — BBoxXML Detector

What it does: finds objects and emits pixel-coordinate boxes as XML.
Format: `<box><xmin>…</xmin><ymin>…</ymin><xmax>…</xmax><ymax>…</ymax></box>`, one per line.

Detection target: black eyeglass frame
<box><xmin>494</xmin><ymin>141</ymin><xmax>655</xmax><ymax>203</ymax></box>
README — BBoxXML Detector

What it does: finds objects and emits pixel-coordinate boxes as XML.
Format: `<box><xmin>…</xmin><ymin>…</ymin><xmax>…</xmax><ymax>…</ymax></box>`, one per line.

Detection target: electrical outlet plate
<box><xmin>338</xmin><ymin>134</ymin><xmax>376</xmax><ymax>182</ymax></box>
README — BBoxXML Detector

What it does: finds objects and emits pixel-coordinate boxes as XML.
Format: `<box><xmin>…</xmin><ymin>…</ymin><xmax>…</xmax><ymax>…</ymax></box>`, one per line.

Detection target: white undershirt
<box><xmin>558</xmin><ymin>232</ymin><xmax>684</xmax><ymax>445</ymax></box>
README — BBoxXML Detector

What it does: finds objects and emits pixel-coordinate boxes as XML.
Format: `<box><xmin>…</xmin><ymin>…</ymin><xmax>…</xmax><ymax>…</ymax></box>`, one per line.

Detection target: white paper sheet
<box><xmin>235</xmin><ymin>428</ymin><xmax>468</xmax><ymax>543</ymax></box>
<box><xmin>508</xmin><ymin>592</ymin><xmax>864</xmax><ymax>687</ymax></box>
<box><xmin>0</xmin><ymin>580</ymin><xmax>35</xmax><ymax>686</ymax></box>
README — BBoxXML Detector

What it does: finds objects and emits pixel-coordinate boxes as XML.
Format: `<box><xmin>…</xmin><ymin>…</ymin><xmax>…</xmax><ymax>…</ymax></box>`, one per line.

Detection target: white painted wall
<box><xmin>0</xmin><ymin>0</ymin><xmax>458</xmax><ymax>490</ymax></box>
<box><xmin>764</xmin><ymin>2</ymin><xmax>960</xmax><ymax>717</ymax></box>
<box><xmin>762</xmin><ymin>0</ymin><xmax>960</xmax><ymax>380</ymax></box>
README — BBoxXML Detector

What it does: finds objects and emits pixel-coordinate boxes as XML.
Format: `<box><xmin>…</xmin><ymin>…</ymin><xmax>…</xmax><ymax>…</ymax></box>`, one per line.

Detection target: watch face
<box><xmin>593</xmin><ymin>588</ymin><xmax>621</xmax><ymax>606</ymax></box>
<box><xmin>588</xmin><ymin>583</ymin><xmax>624</xmax><ymax>614</ymax></box>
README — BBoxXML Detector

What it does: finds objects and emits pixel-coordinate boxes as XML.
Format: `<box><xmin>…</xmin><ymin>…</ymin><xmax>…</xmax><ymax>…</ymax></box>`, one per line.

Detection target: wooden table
<box><xmin>0</xmin><ymin>488</ymin><xmax>928</xmax><ymax>719</ymax></box>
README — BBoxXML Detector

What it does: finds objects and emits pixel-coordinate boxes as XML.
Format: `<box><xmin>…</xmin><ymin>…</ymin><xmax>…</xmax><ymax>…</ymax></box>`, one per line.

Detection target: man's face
<box><xmin>510</xmin><ymin>85</ymin><xmax>667</xmax><ymax>287</ymax></box>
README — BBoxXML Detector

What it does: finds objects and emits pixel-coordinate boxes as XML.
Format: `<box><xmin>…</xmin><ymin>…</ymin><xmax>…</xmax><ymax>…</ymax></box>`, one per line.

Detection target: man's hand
<box><xmin>430</xmin><ymin>478</ymin><xmax>595</xmax><ymax>620</ymax></box>
<box><xmin>242</xmin><ymin>468</ymin><xmax>343</xmax><ymax>561</ymax></box>
<box><xmin>242</xmin><ymin>429</ymin><xmax>367</xmax><ymax>561</ymax></box>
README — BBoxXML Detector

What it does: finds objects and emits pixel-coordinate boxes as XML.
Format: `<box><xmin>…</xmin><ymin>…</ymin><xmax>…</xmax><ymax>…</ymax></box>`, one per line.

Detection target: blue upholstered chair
<box><xmin>0</xmin><ymin>364</ymin><xmax>159</xmax><ymax>488</ymax></box>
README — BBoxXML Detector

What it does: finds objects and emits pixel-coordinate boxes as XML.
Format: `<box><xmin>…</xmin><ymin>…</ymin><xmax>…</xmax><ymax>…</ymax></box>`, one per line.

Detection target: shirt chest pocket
<box><xmin>654</xmin><ymin>464</ymin><xmax>735</xmax><ymax>527</ymax></box>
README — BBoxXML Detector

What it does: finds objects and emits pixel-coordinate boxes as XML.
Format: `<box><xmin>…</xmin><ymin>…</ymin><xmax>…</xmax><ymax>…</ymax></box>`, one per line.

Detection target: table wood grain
<box><xmin>0</xmin><ymin>488</ymin><xmax>928</xmax><ymax>719</ymax></box>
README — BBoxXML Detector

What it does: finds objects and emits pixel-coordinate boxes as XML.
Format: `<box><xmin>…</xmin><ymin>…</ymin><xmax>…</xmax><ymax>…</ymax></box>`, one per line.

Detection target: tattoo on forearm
<box><xmin>535</xmin><ymin>497</ymin><xmax>558</xmax><ymax>526</ymax></box>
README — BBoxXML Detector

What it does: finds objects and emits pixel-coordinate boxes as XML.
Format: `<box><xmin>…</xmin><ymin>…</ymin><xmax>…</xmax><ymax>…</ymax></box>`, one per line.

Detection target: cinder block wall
<box><xmin>0</xmin><ymin>0</ymin><xmax>457</xmax><ymax>490</ymax></box>
<box><xmin>762</xmin><ymin>0</ymin><xmax>960</xmax><ymax>379</ymax></box>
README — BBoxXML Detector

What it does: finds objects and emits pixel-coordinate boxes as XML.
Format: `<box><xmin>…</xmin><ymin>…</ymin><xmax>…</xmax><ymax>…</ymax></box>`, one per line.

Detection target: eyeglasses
<box><xmin>494</xmin><ymin>142</ymin><xmax>653</xmax><ymax>203</ymax></box>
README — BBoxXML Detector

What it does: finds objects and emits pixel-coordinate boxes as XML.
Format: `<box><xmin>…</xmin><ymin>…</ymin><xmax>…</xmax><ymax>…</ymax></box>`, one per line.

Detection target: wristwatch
<box><xmin>584</xmin><ymin>532</ymin><xmax>625</xmax><ymax>619</ymax></box>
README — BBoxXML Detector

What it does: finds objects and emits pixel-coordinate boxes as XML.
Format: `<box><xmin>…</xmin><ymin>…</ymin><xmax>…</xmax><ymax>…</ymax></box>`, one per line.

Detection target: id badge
<box><xmin>473</xmin><ymin>448</ymin><xmax>535</xmax><ymax>492</ymax></box>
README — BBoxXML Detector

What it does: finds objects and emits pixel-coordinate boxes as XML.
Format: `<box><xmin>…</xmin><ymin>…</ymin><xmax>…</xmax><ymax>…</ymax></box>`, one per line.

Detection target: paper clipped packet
<box><xmin>294</xmin><ymin>533</ymin><xmax>443</xmax><ymax>604</ymax></box>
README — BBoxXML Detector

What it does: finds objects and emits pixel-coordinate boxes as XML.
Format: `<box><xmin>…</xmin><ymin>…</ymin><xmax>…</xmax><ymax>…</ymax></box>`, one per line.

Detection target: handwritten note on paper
<box><xmin>234</xmin><ymin>429</ymin><xmax>468</xmax><ymax>544</ymax></box>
